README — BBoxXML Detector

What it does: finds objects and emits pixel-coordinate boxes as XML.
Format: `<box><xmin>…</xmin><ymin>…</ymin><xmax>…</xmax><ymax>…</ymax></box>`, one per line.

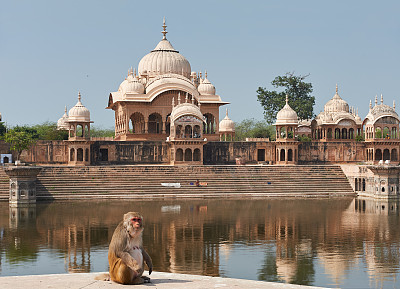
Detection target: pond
<box><xmin>0</xmin><ymin>198</ymin><xmax>399</xmax><ymax>289</ymax></box>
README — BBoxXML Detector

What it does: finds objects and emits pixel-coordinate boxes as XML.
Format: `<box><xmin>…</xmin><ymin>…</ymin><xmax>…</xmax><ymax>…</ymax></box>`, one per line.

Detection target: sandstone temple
<box><xmin>1</xmin><ymin>20</ymin><xmax>399</xmax><ymax>169</ymax></box>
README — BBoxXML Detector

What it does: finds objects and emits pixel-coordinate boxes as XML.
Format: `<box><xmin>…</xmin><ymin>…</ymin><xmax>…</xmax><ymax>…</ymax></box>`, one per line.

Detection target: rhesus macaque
<box><xmin>96</xmin><ymin>212</ymin><xmax>153</xmax><ymax>285</ymax></box>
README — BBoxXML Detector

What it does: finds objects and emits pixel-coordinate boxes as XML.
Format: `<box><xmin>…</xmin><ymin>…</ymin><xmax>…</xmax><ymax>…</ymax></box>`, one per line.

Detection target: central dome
<box><xmin>138</xmin><ymin>20</ymin><xmax>191</xmax><ymax>79</ymax></box>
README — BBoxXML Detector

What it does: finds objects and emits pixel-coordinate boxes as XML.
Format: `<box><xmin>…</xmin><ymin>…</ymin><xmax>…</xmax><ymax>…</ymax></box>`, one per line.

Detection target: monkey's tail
<box><xmin>94</xmin><ymin>273</ymin><xmax>111</xmax><ymax>281</ymax></box>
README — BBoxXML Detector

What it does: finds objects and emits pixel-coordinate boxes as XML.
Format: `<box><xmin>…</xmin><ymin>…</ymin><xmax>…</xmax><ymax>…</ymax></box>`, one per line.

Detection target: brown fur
<box><xmin>96</xmin><ymin>212</ymin><xmax>153</xmax><ymax>285</ymax></box>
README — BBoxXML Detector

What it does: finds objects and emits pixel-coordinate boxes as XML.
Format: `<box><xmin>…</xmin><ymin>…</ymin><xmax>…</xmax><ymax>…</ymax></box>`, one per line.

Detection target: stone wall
<box><xmin>203</xmin><ymin>141</ymin><xmax>275</xmax><ymax>165</ymax></box>
<box><xmin>21</xmin><ymin>140</ymin><xmax>68</xmax><ymax>164</ymax></box>
<box><xmin>91</xmin><ymin>141</ymin><xmax>169</xmax><ymax>165</ymax></box>
<box><xmin>298</xmin><ymin>141</ymin><xmax>366</xmax><ymax>164</ymax></box>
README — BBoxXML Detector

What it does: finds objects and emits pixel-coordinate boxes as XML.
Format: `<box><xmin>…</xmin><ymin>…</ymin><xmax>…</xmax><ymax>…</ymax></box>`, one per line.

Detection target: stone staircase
<box><xmin>0</xmin><ymin>165</ymin><xmax>355</xmax><ymax>201</ymax></box>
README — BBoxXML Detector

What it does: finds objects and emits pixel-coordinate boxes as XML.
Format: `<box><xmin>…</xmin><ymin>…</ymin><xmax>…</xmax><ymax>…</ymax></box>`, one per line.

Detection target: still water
<box><xmin>0</xmin><ymin>198</ymin><xmax>399</xmax><ymax>288</ymax></box>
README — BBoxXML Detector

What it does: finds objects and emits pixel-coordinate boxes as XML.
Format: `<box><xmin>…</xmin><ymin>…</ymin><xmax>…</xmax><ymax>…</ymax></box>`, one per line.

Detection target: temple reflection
<box><xmin>0</xmin><ymin>198</ymin><xmax>399</xmax><ymax>288</ymax></box>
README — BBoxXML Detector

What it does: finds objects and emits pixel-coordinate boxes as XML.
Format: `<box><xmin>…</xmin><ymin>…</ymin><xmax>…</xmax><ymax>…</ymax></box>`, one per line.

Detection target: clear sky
<box><xmin>1</xmin><ymin>0</ymin><xmax>399</xmax><ymax>129</ymax></box>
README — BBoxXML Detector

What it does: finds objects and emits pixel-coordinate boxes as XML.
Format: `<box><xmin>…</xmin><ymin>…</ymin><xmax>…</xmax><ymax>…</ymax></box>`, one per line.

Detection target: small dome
<box><xmin>366</xmin><ymin>94</ymin><xmax>399</xmax><ymax>124</ymax></box>
<box><xmin>324</xmin><ymin>85</ymin><xmax>349</xmax><ymax>113</ymax></box>
<box><xmin>118</xmin><ymin>69</ymin><xmax>145</xmax><ymax>94</ymax></box>
<box><xmin>138</xmin><ymin>20</ymin><xmax>191</xmax><ymax>79</ymax></box>
<box><xmin>275</xmin><ymin>96</ymin><xmax>298</xmax><ymax>125</ymax></box>
<box><xmin>57</xmin><ymin>106</ymin><xmax>69</xmax><ymax>130</ymax></box>
<box><xmin>219</xmin><ymin>109</ymin><xmax>235</xmax><ymax>132</ymax></box>
<box><xmin>171</xmin><ymin>98</ymin><xmax>203</xmax><ymax>123</ymax></box>
<box><xmin>197</xmin><ymin>73</ymin><xmax>216</xmax><ymax>95</ymax></box>
<box><xmin>68</xmin><ymin>92</ymin><xmax>91</xmax><ymax>122</ymax></box>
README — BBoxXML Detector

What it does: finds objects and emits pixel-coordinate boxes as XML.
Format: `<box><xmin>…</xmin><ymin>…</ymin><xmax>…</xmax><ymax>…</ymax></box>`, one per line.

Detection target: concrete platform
<box><xmin>0</xmin><ymin>271</ymin><xmax>327</xmax><ymax>289</ymax></box>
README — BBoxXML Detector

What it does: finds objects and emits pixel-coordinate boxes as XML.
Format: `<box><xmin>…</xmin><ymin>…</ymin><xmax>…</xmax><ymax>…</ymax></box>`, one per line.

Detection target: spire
<box><xmin>394</xmin><ymin>100</ymin><xmax>396</xmax><ymax>110</ymax></box>
<box><xmin>226</xmin><ymin>108</ymin><xmax>228</xmax><ymax>117</ymax></box>
<box><xmin>285</xmin><ymin>94</ymin><xmax>289</xmax><ymax>105</ymax></box>
<box><xmin>381</xmin><ymin>94</ymin><xmax>383</xmax><ymax>104</ymax></box>
<box><xmin>162</xmin><ymin>17</ymin><xmax>167</xmax><ymax>40</ymax></box>
<box><xmin>375</xmin><ymin>95</ymin><xmax>378</xmax><ymax>106</ymax></box>
<box><xmin>205</xmin><ymin>70</ymin><xmax>208</xmax><ymax>79</ymax></box>
<box><xmin>369</xmin><ymin>100</ymin><xmax>372</xmax><ymax>109</ymax></box>
<box><xmin>336</xmin><ymin>84</ymin><xmax>338</xmax><ymax>94</ymax></box>
<box><xmin>134</xmin><ymin>68</ymin><xmax>137</xmax><ymax>77</ymax></box>
<box><xmin>78</xmin><ymin>91</ymin><xmax>81</xmax><ymax>102</ymax></box>
<box><xmin>64</xmin><ymin>106</ymin><xmax>67</xmax><ymax>114</ymax></box>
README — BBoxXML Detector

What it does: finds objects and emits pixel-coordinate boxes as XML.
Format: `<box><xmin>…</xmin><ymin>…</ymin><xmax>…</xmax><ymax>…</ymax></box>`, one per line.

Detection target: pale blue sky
<box><xmin>1</xmin><ymin>0</ymin><xmax>399</xmax><ymax>128</ymax></box>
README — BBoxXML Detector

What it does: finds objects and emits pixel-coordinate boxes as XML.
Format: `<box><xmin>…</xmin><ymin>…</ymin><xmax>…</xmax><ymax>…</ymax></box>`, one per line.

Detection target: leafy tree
<box><xmin>257</xmin><ymin>72</ymin><xmax>315</xmax><ymax>124</ymax></box>
<box><xmin>31</xmin><ymin>122</ymin><xmax>68</xmax><ymax>140</ymax></box>
<box><xmin>3</xmin><ymin>129</ymin><xmax>37</xmax><ymax>160</ymax></box>
<box><xmin>90</xmin><ymin>126</ymin><xmax>115</xmax><ymax>138</ymax></box>
<box><xmin>0</xmin><ymin>122</ymin><xmax>7</xmax><ymax>137</ymax></box>
<box><xmin>235</xmin><ymin>119</ymin><xmax>275</xmax><ymax>141</ymax></box>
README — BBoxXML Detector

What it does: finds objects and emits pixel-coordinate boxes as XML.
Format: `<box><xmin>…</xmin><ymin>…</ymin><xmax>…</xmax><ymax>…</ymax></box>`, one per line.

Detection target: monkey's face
<box><xmin>124</xmin><ymin>212</ymin><xmax>144</xmax><ymax>238</ymax></box>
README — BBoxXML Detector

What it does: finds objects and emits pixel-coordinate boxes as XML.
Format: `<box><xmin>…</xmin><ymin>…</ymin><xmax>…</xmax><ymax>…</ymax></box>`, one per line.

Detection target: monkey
<box><xmin>95</xmin><ymin>212</ymin><xmax>153</xmax><ymax>285</ymax></box>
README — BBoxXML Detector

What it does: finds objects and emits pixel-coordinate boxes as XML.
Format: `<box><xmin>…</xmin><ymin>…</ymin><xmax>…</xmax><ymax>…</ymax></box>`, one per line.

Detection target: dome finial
<box><xmin>226</xmin><ymin>108</ymin><xmax>228</xmax><ymax>117</ymax></box>
<box><xmin>394</xmin><ymin>100</ymin><xmax>396</xmax><ymax>110</ymax></box>
<box><xmin>375</xmin><ymin>95</ymin><xmax>378</xmax><ymax>106</ymax></box>
<box><xmin>369</xmin><ymin>99</ymin><xmax>372</xmax><ymax>109</ymax></box>
<box><xmin>381</xmin><ymin>94</ymin><xmax>383</xmax><ymax>104</ymax></box>
<box><xmin>162</xmin><ymin>17</ymin><xmax>167</xmax><ymax>40</ymax></box>
<box><xmin>336</xmin><ymin>84</ymin><xmax>338</xmax><ymax>94</ymax></box>
<box><xmin>205</xmin><ymin>70</ymin><xmax>208</xmax><ymax>79</ymax></box>
<box><xmin>285</xmin><ymin>94</ymin><xmax>289</xmax><ymax>104</ymax></box>
<box><xmin>134</xmin><ymin>68</ymin><xmax>137</xmax><ymax>78</ymax></box>
<box><xmin>78</xmin><ymin>91</ymin><xmax>81</xmax><ymax>102</ymax></box>
<box><xmin>64</xmin><ymin>106</ymin><xmax>67</xmax><ymax>114</ymax></box>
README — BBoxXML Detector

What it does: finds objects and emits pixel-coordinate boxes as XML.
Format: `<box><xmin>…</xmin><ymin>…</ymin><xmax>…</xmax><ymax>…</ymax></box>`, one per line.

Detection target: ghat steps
<box><xmin>0</xmin><ymin>165</ymin><xmax>355</xmax><ymax>200</ymax></box>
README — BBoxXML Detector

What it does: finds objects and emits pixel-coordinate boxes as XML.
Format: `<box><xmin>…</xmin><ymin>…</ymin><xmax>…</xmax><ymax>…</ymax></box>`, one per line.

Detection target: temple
<box><xmin>2</xmin><ymin>20</ymin><xmax>400</xmax><ymax>170</ymax></box>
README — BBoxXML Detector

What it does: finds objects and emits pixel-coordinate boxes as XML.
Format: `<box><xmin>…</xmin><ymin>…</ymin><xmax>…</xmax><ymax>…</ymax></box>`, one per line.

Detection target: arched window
<box><xmin>327</xmin><ymin>128</ymin><xmax>332</xmax><ymax>139</ymax></box>
<box><xmin>76</xmin><ymin>125</ymin><xmax>83</xmax><ymax>137</ymax></box>
<box><xmin>184</xmin><ymin>148</ymin><xmax>192</xmax><ymax>161</ymax></box>
<box><xmin>130</xmin><ymin>112</ymin><xmax>145</xmax><ymax>133</ymax></box>
<box><xmin>185</xmin><ymin>125</ymin><xmax>192</xmax><ymax>138</ymax></box>
<box><xmin>288</xmin><ymin>149</ymin><xmax>293</xmax><ymax>161</ymax></box>
<box><xmin>349</xmin><ymin>128</ymin><xmax>354</xmax><ymax>139</ymax></box>
<box><xmin>383</xmin><ymin>127</ymin><xmax>390</xmax><ymax>139</ymax></box>
<box><xmin>375</xmin><ymin>127</ymin><xmax>382</xmax><ymax>139</ymax></box>
<box><xmin>176</xmin><ymin>125</ymin><xmax>183</xmax><ymax>138</ymax></box>
<box><xmin>335</xmin><ymin>128</ymin><xmax>340</xmax><ymax>139</ymax></box>
<box><xmin>77</xmin><ymin>148</ymin><xmax>84</xmax><ymax>162</ymax></box>
<box><xmin>280</xmin><ymin>149</ymin><xmax>285</xmax><ymax>162</ymax></box>
<box><xmin>193</xmin><ymin>125</ymin><xmax>201</xmax><ymax>138</ymax></box>
<box><xmin>280</xmin><ymin>127</ymin><xmax>286</xmax><ymax>138</ymax></box>
<box><xmin>203</xmin><ymin>113</ymin><xmax>215</xmax><ymax>134</ymax></box>
<box><xmin>70</xmin><ymin>148</ymin><xmax>75</xmax><ymax>161</ymax></box>
<box><xmin>341</xmin><ymin>128</ymin><xmax>347</xmax><ymax>139</ymax></box>
<box><xmin>375</xmin><ymin>149</ymin><xmax>382</xmax><ymax>161</ymax></box>
<box><xmin>176</xmin><ymin>149</ymin><xmax>183</xmax><ymax>161</ymax></box>
<box><xmin>383</xmin><ymin>149</ymin><xmax>390</xmax><ymax>161</ymax></box>
<box><xmin>391</xmin><ymin>149</ymin><xmax>398</xmax><ymax>161</ymax></box>
<box><xmin>193</xmin><ymin>149</ymin><xmax>201</xmax><ymax>161</ymax></box>
<box><xmin>148</xmin><ymin>113</ymin><xmax>162</xmax><ymax>134</ymax></box>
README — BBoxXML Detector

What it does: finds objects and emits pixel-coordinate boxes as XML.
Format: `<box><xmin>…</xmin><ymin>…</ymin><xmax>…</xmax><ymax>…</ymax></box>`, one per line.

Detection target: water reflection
<box><xmin>0</xmin><ymin>198</ymin><xmax>399</xmax><ymax>288</ymax></box>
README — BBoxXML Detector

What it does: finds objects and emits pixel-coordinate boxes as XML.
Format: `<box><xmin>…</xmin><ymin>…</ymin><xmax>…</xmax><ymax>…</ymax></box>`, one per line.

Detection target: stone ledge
<box><xmin>0</xmin><ymin>271</ymin><xmax>328</xmax><ymax>289</ymax></box>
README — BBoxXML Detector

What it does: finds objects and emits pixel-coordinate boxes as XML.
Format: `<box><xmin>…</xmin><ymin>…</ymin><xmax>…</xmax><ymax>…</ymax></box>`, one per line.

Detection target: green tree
<box><xmin>3</xmin><ymin>129</ymin><xmax>37</xmax><ymax>160</ymax></box>
<box><xmin>257</xmin><ymin>72</ymin><xmax>315</xmax><ymax>124</ymax></box>
<box><xmin>235</xmin><ymin>119</ymin><xmax>275</xmax><ymax>141</ymax></box>
<box><xmin>90</xmin><ymin>126</ymin><xmax>115</xmax><ymax>138</ymax></box>
<box><xmin>0</xmin><ymin>122</ymin><xmax>7</xmax><ymax>137</ymax></box>
<box><xmin>31</xmin><ymin>122</ymin><xmax>68</xmax><ymax>140</ymax></box>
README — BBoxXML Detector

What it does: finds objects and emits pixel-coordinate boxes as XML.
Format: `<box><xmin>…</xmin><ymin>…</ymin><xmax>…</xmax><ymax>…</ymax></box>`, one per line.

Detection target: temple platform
<box><xmin>0</xmin><ymin>271</ymin><xmax>327</xmax><ymax>289</ymax></box>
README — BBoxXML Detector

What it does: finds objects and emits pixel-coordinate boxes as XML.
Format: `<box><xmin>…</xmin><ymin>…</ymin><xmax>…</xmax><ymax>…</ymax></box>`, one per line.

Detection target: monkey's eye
<box><xmin>131</xmin><ymin>218</ymin><xmax>141</xmax><ymax>222</ymax></box>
